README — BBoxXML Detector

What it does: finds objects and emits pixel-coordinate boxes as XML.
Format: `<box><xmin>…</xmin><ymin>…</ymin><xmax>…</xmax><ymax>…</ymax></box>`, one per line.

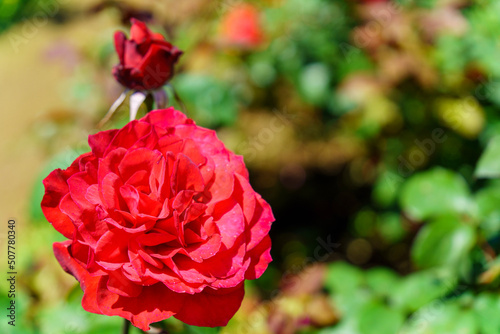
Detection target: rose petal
<box><xmin>67</xmin><ymin>171</ymin><xmax>96</xmax><ymax>212</ymax></box>
<box><xmin>53</xmin><ymin>241</ymin><xmax>102</xmax><ymax>314</ymax></box>
<box><xmin>174</xmin><ymin>283</ymin><xmax>245</xmax><ymax>327</ymax></box>
<box><xmin>95</xmin><ymin>230</ymin><xmax>130</xmax><ymax>270</ymax></box>
<box><xmin>104</xmin><ymin>121</ymin><xmax>152</xmax><ymax>156</ymax></box>
<box><xmin>113</xmin><ymin>31</ymin><xmax>126</xmax><ymax>65</ymax></box>
<box><xmin>211</xmin><ymin>198</ymin><xmax>245</xmax><ymax>249</ymax></box>
<box><xmin>96</xmin><ymin>277</ymin><xmax>185</xmax><ymax>331</ymax></box>
<box><xmin>245</xmin><ymin>235</ymin><xmax>272</xmax><ymax>280</ymax></box>
<box><xmin>171</xmin><ymin>153</ymin><xmax>205</xmax><ymax>193</ymax></box>
<box><xmin>59</xmin><ymin>194</ymin><xmax>107</xmax><ymax>248</ymax></box>
<box><xmin>246</xmin><ymin>195</ymin><xmax>274</xmax><ymax>251</ymax></box>
<box><xmin>107</xmin><ymin>269</ymin><xmax>143</xmax><ymax>298</ymax></box>
<box><xmin>143</xmin><ymin>107</ymin><xmax>188</xmax><ymax>128</ymax></box>
<box><xmin>100</xmin><ymin>172</ymin><xmax>125</xmax><ymax>210</ymax></box>
<box><xmin>184</xmin><ymin>232</ymin><xmax>222</xmax><ymax>263</ymax></box>
<box><xmin>88</xmin><ymin>129</ymin><xmax>119</xmax><ymax>159</ymax></box>
<box><xmin>130</xmin><ymin>18</ymin><xmax>152</xmax><ymax>45</ymax></box>
<box><xmin>125</xmin><ymin>170</ymin><xmax>149</xmax><ymax>193</ymax></box>
<box><xmin>42</xmin><ymin>169</ymin><xmax>76</xmax><ymax>239</ymax></box>
<box><xmin>137</xmin><ymin>44</ymin><xmax>176</xmax><ymax>90</ymax></box>
<box><xmin>118</xmin><ymin>147</ymin><xmax>162</xmax><ymax>183</ymax></box>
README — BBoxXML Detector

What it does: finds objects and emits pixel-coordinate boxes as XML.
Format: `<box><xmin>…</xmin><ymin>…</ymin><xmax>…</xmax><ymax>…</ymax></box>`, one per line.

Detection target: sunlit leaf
<box><xmin>473</xmin><ymin>292</ymin><xmax>500</xmax><ymax>334</ymax></box>
<box><xmin>392</xmin><ymin>269</ymin><xmax>456</xmax><ymax>312</ymax></box>
<box><xmin>400</xmin><ymin>300</ymin><xmax>478</xmax><ymax>334</ymax></box>
<box><xmin>400</xmin><ymin>168</ymin><xmax>471</xmax><ymax>221</ymax></box>
<box><xmin>475</xmin><ymin>135</ymin><xmax>500</xmax><ymax>178</ymax></box>
<box><xmin>357</xmin><ymin>302</ymin><xmax>405</xmax><ymax>334</ymax></box>
<box><xmin>365</xmin><ymin>267</ymin><xmax>400</xmax><ymax>298</ymax></box>
<box><xmin>412</xmin><ymin>216</ymin><xmax>476</xmax><ymax>269</ymax></box>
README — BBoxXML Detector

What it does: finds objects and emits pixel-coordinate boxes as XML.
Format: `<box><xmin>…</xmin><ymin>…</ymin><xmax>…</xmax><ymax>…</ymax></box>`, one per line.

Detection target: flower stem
<box><xmin>172</xmin><ymin>87</ymin><xmax>187</xmax><ymax>115</ymax></box>
<box><xmin>122</xmin><ymin>319</ymin><xmax>131</xmax><ymax>334</ymax></box>
<box><xmin>145</xmin><ymin>93</ymin><xmax>155</xmax><ymax>112</ymax></box>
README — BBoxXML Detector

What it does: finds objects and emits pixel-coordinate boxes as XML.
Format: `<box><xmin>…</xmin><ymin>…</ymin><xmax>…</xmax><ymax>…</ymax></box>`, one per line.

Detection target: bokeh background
<box><xmin>2</xmin><ymin>0</ymin><xmax>500</xmax><ymax>333</ymax></box>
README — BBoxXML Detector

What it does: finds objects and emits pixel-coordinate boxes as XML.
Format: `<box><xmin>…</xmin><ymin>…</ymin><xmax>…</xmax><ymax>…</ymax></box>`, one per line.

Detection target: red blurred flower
<box><xmin>112</xmin><ymin>19</ymin><xmax>182</xmax><ymax>90</ymax></box>
<box><xmin>42</xmin><ymin>108</ymin><xmax>273</xmax><ymax>330</ymax></box>
<box><xmin>219</xmin><ymin>4</ymin><xmax>264</xmax><ymax>48</ymax></box>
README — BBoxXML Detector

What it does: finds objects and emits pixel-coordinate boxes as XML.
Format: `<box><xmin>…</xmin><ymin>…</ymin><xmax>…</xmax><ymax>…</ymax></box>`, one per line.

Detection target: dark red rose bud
<box><xmin>112</xmin><ymin>19</ymin><xmax>183</xmax><ymax>90</ymax></box>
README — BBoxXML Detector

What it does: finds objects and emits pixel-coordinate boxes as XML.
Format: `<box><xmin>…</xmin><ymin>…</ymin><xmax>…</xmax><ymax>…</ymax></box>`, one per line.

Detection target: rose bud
<box><xmin>41</xmin><ymin>108</ymin><xmax>274</xmax><ymax>331</ymax></box>
<box><xmin>112</xmin><ymin>19</ymin><xmax>182</xmax><ymax>91</ymax></box>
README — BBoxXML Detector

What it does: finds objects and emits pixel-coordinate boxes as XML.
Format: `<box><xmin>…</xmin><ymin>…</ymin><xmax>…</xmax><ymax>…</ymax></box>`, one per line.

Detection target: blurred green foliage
<box><xmin>0</xmin><ymin>0</ymin><xmax>56</xmax><ymax>33</ymax></box>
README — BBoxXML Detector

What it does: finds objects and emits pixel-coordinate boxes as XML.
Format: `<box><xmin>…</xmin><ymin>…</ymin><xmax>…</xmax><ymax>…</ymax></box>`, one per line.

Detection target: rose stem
<box><xmin>145</xmin><ymin>93</ymin><xmax>155</xmax><ymax>112</ymax></box>
<box><xmin>122</xmin><ymin>319</ymin><xmax>131</xmax><ymax>334</ymax></box>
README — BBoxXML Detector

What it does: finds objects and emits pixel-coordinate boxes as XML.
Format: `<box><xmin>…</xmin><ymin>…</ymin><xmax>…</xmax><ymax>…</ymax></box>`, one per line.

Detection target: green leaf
<box><xmin>249</xmin><ymin>60</ymin><xmax>277</xmax><ymax>87</ymax></box>
<box><xmin>474</xmin><ymin>184</ymin><xmax>500</xmax><ymax>239</ymax></box>
<box><xmin>376</xmin><ymin>213</ymin><xmax>407</xmax><ymax>244</ymax></box>
<box><xmin>474</xmin><ymin>184</ymin><xmax>500</xmax><ymax>219</ymax></box>
<box><xmin>475</xmin><ymin>135</ymin><xmax>500</xmax><ymax>178</ymax></box>
<box><xmin>325</xmin><ymin>262</ymin><xmax>364</xmax><ymax>294</ymax></box>
<box><xmin>400</xmin><ymin>301</ymin><xmax>478</xmax><ymax>334</ymax></box>
<box><xmin>37</xmin><ymin>298</ymin><xmax>122</xmax><ymax>334</ymax></box>
<box><xmin>399</xmin><ymin>168</ymin><xmax>471</xmax><ymax>221</ymax></box>
<box><xmin>473</xmin><ymin>292</ymin><xmax>500</xmax><ymax>334</ymax></box>
<box><xmin>357</xmin><ymin>302</ymin><xmax>405</xmax><ymax>334</ymax></box>
<box><xmin>173</xmin><ymin>74</ymin><xmax>238</xmax><ymax>127</ymax></box>
<box><xmin>318</xmin><ymin>321</ymin><xmax>358</xmax><ymax>334</ymax></box>
<box><xmin>412</xmin><ymin>216</ymin><xmax>476</xmax><ymax>269</ymax></box>
<box><xmin>1</xmin><ymin>288</ymin><xmax>35</xmax><ymax>334</ymax></box>
<box><xmin>325</xmin><ymin>262</ymin><xmax>370</xmax><ymax>315</ymax></box>
<box><xmin>299</xmin><ymin>63</ymin><xmax>330</xmax><ymax>105</ymax></box>
<box><xmin>372</xmin><ymin>171</ymin><xmax>402</xmax><ymax>208</ymax></box>
<box><xmin>392</xmin><ymin>269</ymin><xmax>456</xmax><ymax>312</ymax></box>
<box><xmin>353</xmin><ymin>210</ymin><xmax>377</xmax><ymax>237</ymax></box>
<box><xmin>365</xmin><ymin>267</ymin><xmax>401</xmax><ymax>298</ymax></box>
<box><xmin>185</xmin><ymin>325</ymin><xmax>220</xmax><ymax>334</ymax></box>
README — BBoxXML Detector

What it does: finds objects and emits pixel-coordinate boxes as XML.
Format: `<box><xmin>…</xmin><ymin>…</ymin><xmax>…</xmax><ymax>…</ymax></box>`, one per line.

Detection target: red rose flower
<box><xmin>41</xmin><ymin>108</ymin><xmax>273</xmax><ymax>330</ymax></box>
<box><xmin>219</xmin><ymin>4</ymin><xmax>264</xmax><ymax>48</ymax></box>
<box><xmin>112</xmin><ymin>19</ymin><xmax>183</xmax><ymax>90</ymax></box>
